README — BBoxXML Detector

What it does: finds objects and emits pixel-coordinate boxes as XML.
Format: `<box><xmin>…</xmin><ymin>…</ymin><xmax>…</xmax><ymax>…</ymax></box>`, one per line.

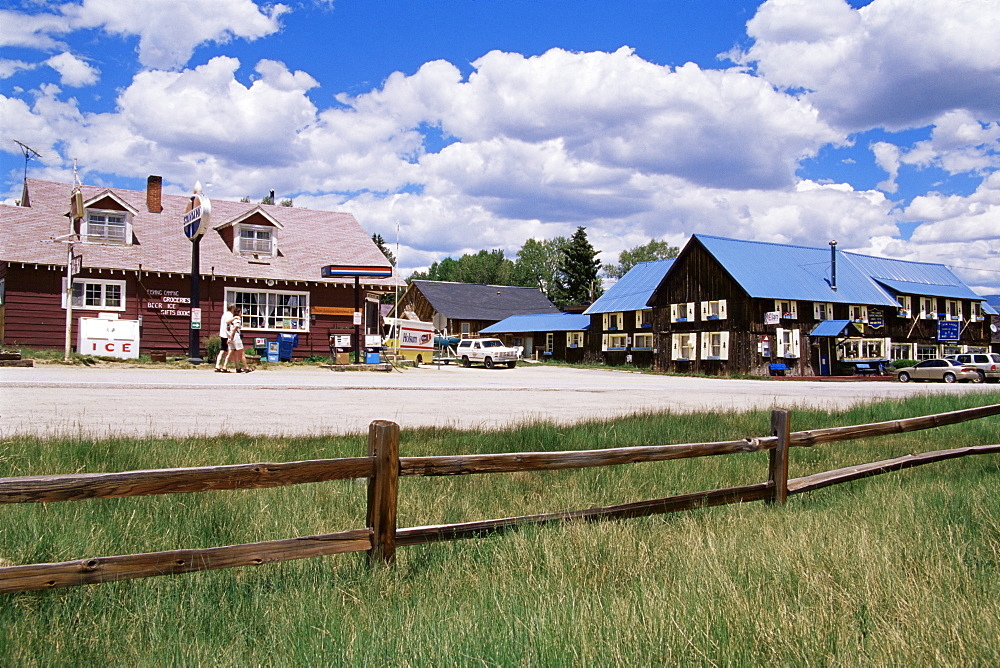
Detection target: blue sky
<box><xmin>2</xmin><ymin>0</ymin><xmax>998</xmax><ymax>292</ymax></box>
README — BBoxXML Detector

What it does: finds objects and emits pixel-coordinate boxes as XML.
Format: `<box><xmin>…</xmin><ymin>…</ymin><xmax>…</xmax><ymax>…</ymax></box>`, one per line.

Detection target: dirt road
<box><xmin>2</xmin><ymin>363</ymin><xmax>995</xmax><ymax>438</ymax></box>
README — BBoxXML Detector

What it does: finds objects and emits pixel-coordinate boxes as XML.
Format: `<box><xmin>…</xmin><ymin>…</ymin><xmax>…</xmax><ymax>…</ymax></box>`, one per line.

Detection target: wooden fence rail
<box><xmin>1</xmin><ymin>404</ymin><xmax>997</xmax><ymax>593</ymax></box>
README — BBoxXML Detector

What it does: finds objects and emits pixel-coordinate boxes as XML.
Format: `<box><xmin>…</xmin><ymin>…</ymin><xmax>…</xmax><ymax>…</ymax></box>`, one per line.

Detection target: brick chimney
<box><xmin>146</xmin><ymin>175</ymin><xmax>163</xmax><ymax>213</ymax></box>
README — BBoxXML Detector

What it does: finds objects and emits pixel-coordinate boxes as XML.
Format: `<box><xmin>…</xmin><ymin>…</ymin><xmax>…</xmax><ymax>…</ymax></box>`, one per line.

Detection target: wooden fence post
<box><xmin>768</xmin><ymin>409</ymin><xmax>790</xmax><ymax>505</ymax></box>
<box><xmin>366</xmin><ymin>420</ymin><xmax>400</xmax><ymax>565</ymax></box>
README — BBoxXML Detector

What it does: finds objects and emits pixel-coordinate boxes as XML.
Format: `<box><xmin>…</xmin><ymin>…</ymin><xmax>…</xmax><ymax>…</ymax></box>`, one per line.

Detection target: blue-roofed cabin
<box><xmin>647</xmin><ymin>235</ymin><xmax>993</xmax><ymax>377</ymax></box>
<box><xmin>583</xmin><ymin>258</ymin><xmax>674</xmax><ymax>368</ymax></box>
<box><xmin>480</xmin><ymin>313</ymin><xmax>591</xmax><ymax>362</ymax></box>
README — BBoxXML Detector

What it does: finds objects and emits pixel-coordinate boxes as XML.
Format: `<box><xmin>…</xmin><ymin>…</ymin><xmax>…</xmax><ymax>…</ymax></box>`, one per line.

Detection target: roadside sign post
<box><xmin>183</xmin><ymin>184</ymin><xmax>211</xmax><ymax>364</ymax></box>
<box><xmin>321</xmin><ymin>264</ymin><xmax>394</xmax><ymax>363</ymax></box>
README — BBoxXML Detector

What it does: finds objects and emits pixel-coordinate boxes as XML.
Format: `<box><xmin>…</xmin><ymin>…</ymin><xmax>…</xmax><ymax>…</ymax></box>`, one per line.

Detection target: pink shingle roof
<box><xmin>1</xmin><ymin>179</ymin><xmax>400</xmax><ymax>287</ymax></box>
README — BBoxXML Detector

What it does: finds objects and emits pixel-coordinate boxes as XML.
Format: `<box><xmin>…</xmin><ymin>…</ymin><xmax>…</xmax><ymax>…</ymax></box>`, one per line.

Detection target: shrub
<box><xmin>203</xmin><ymin>335</ymin><xmax>223</xmax><ymax>362</ymax></box>
<box><xmin>891</xmin><ymin>359</ymin><xmax>918</xmax><ymax>370</ymax></box>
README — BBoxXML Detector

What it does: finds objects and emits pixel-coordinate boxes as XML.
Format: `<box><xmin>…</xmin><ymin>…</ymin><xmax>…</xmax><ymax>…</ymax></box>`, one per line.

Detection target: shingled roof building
<box><xmin>1</xmin><ymin>177</ymin><xmax>399</xmax><ymax>358</ymax></box>
<box><xmin>392</xmin><ymin>280</ymin><xmax>559</xmax><ymax>339</ymax></box>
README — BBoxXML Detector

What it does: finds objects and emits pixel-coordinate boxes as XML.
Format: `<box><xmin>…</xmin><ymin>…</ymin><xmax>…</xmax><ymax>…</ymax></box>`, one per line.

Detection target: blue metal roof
<box><xmin>810</xmin><ymin>320</ymin><xmax>863</xmax><ymax>337</ymax></box>
<box><xmin>584</xmin><ymin>258</ymin><xmax>675</xmax><ymax>314</ymax></box>
<box><xmin>481</xmin><ymin>312</ymin><xmax>590</xmax><ymax>334</ymax></box>
<box><xmin>695</xmin><ymin>235</ymin><xmax>899</xmax><ymax>306</ymax></box>
<box><xmin>694</xmin><ymin>235</ymin><xmax>989</xmax><ymax>309</ymax></box>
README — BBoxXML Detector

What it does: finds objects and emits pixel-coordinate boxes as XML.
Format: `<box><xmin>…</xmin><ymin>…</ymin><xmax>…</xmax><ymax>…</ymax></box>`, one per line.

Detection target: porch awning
<box><xmin>810</xmin><ymin>320</ymin><xmax>863</xmax><ymax>337</ymax></box>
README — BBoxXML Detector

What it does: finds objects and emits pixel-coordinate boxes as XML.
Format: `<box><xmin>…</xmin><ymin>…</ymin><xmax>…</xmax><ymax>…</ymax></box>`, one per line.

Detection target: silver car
<box><xmin>896</xmin><ymin>359</ymin><xmax>982</xmax><ymax>383</ymax></box>
<box><xmin>949</xmin><ymin>353</ymin><xmax>1000</xmax><ymax>383</ymax></box>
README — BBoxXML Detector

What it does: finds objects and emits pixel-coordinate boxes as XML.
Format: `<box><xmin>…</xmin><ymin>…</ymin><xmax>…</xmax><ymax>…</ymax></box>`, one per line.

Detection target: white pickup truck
<box><xmin>456</xmin><ymin>338</ymin><xmax>522</xmax><ymax>368</ymax></box>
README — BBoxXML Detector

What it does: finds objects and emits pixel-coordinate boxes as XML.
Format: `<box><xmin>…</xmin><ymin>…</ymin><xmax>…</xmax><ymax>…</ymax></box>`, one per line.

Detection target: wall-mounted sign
<box><xmin>144</xmin><ymin>288</ymin><xmax>191</xmax><ymax>317</ymax></box>
<box><xmin>937</xmin><ymin>320</ymin><xmax>960</xmax><ymax>342</ymax></box>
<box><xmin>311</xmin><ymin>306</ymin><xmax>354</xmax><ymax>316</ymax></box>
<box><xmin>868</xmin><ymin>308</ymin><xmax>884</xmax><ymax>329</ymax></box>
<box><xmin>764</xmin><ymin>311</ymin><xmax>781</xmax><ymax>325</ymax></box>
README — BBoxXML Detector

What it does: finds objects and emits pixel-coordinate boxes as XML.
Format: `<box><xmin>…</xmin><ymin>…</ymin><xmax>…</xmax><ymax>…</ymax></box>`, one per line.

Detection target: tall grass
<box><xmin>0</xmin><ymin>393</ymin><xmax>998</xmax><ymax>665</ymax></box>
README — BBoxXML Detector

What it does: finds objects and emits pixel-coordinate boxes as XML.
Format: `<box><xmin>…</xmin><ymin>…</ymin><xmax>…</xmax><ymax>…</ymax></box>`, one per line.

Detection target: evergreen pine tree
<box><xmin>555</xmin><ymin>226</ymin><xmax>602</xmax><ymax>307</ymax></box>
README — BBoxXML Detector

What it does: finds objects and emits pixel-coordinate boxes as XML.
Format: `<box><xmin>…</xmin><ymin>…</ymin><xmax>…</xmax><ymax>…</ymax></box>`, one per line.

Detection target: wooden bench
<box><xmin>853</xmin><ymin>363</ymin><xmax>882</xmax><ymax>376</ymax></box>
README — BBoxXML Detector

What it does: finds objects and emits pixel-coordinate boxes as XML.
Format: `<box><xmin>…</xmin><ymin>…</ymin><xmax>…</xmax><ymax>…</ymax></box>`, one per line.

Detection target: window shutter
<box><xmin>775</xmin><ymin>327</ymin><xmax>785</xmax><ymax>357</ymax></box>
<box><xmin>687</xmin><ymin>303</ymin><xmax>696</xmax><ymax>321</ymax></box>
<box><xmin>719</xmin><ymin>300</ymin><xmax>727</xmax><ymax>320</ymax></box>
<box><xmin>602</xmin><ymin>334</ymin><xmax>609</xmax><ymax>351</ymax></box>
<box><xmin>670</xmin><ymin>304</ymin><xmax>678</xmax><ymax>323</ymax></box>
<box><xmin>602</xmin><ymin>313</ymin><xmax>609</xmax><ymax>330</ymax></box>
<box><xmin>671</xmin><ymin>334</ymin><xmax>679</xmax><ymax>360</ymax></box>
<box><xmin>700</xmin><ymin>333</ymin><xmax>709</xmax><ymax>359</ymax></box>
<box><xmin>720</xmin><ymin>332</ymin><xmax>730</xmax><ymax>361</ymax></box>
<box><xmin>700</xmin><ymin>302</ymin><xmax>709</xmax><ymax>320</ymax></box>
<box><xmin>790</xmin><ymin>329</ymin><xmax>800</xmax><ymax>358</ymax></box>
<box><xmin>790</xmin><ymin>302</ymin><xmax>798</xmax><ymax>319</ymax></box>
<box><xmin>813</xmin><ymin>302</ymin><xmax>821</xmax><ymax>320</ymax></box>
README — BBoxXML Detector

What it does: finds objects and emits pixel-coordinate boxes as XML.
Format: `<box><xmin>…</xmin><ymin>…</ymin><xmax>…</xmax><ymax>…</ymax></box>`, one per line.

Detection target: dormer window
<box><xmin>84</xmin><ymin>209</ymin><xmax>131</xmax><ymax>245</ymax></box>
<box><xmin>239</xmin><ymin>225</ymin><xmax>274</xmax><ymax>256</ymax></box>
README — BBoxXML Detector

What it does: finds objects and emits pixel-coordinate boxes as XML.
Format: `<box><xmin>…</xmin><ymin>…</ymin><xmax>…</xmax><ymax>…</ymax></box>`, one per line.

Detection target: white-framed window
<box><xmin>238</xmin><ymin>225</ymin><xmax>275</xmax><ymax>256</ymax></box>
<box><xmin>461</xmin><ymin>323</ymin><xmax>471</xmax><ymax>337</ymax></box>
<box><xmin>896</xmin><ymin>295</ymin><xmax>912</xmax><ymax>318</ymax></box>
<box><xmin>670</xmin><ymin>302</ymin><xmax>696</xmax><ymax>322</ymax></box>
<box><xmin>945</xmin><ymin>300</ymin><xmax>962</xmax><ymax>321</ymax></box>
<box><xmin>971</xmin><ymin>302</ymin><xmax>984</xmax><ymax>322</ymax></box>
<box><xmin>917</xmin><ymin>344</ymin><xmax>939</xmax><ymax>360</ymax></box>
<box><xmin>774</xmin><ymin>328</ymin><xmax>801</xmax><ymax>358</ymax></box>
<box><xmin>890</xmin><ymin>343</ymin><xmax>913</xmax><ymax>360</ymax></box>
<box><xmin>775</xmin><ymin>300</ymin><xmax>798</xmax><ymax>319</ymax></box>
<box><xmin>566</xmin><ymin>331</ymin><xmax>583</xmax><ymax>348</ymax></box>
<box><xmin>849</xmin><ymin>304</ymin><xmax>868</xmax><ymax>323</ymax></box>
<box><xmin>919</xmin><ymin>297</ymin><xmax>937</xmax><ymax>320</ymax></box>
<box><xmin>545</xmin><ymin>333</ymin><xmax>554</xmax><ymax>353</ymax></box>
<box><xmin>84</xmin><ymin>209</ymin><xmax>130</xmax><ymax>245</ymax></box>
<box><xmin>603</xmin><ymin>333</ymin><xmax>627</xmax><ymax>350</ymax></box>
<box><xmin>62</xmin><ymin>278</ymin><xmax>126</xmax><ymax>311</ymax></box>
<box><xmin>813</xmin><ymin>302</ymin><xmax>833</xmax><ymax>321</ymax></box>
<box><xmin>671</xmin><ymin>333</ymin><xmax>697</xmax><ymax>361</ymax></box>
<box><xmin>700</xmin><ymin>299</ymin><xmax>728</xmax><ymax>321</ymax></box>
<box><xmin>603</xmin><ymin>312</ymin><xmax>623</xmax><ymax>330</ymax></box>
<box><xmin>636</xmin><ymin>309</ymin><xmax>653</xmax><ymax>328</ymax></box>
<box><xmin>839</xmin><ymin>338</ymin><xmax>887</xmax><ymax>359</ymax></box>
<box><xmin>227</xmin><ymin>289</ymin><xmax>309</xmax><ymax>332</ymax></box>
<box><xmin>633</xmin><ymin>333</ymin><xmax>653</xmax><ymax>350</ymax></box>
<box><xmin>700</xmin><ymin>331</ymin><xmax>730</xmax><ymax>360</ymax></box>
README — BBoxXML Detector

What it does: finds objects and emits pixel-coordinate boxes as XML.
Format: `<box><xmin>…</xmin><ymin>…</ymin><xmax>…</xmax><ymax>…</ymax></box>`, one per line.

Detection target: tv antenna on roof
<box><xmin>14</xmin><ymin>140</ymin><xmax>41</xmax><ymax>184</ymax></box>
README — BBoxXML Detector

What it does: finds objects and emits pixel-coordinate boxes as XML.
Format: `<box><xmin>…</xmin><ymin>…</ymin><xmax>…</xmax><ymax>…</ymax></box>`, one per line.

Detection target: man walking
<box><xmin>215</xmin><ymin>303</ymin><xmax>235</xmax><ymax>372</ymax></box>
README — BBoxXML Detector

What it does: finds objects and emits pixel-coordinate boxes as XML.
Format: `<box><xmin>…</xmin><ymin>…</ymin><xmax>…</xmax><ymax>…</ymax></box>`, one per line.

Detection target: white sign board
<box><xmin>77</xmin><ymin>316</ymin><xmax>141</xmax><ymax>359</ymax></box>
<box><xmin>764</xmin><ymin>311</ymin><xmax>781</xmax><ymax>325</ymax></box>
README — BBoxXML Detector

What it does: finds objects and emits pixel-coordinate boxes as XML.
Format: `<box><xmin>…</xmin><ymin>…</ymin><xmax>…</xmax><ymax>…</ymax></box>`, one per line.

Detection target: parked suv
<box><xmin>947</xmin><ymin>353</ymin><xmax>1000</xmax><ymax>383</ymax></box>
<box><xmin>456</xmin><ymin>338</ymin><xmax>522</xmax><ymax>369</ymax></box>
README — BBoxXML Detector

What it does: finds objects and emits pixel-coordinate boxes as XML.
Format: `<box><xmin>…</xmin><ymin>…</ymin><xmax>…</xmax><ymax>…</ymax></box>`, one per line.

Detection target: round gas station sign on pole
<box><xmin>183</xmin><ymin>188</ymin><xmax>211</xmax><ymax>239</ymax></box>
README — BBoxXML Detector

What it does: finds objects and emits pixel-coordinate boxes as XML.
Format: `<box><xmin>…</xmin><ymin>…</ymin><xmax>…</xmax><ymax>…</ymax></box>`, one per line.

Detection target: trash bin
<box><xmin>365</xmin><ymin>350</ymin><xmax>381</xmax><ymax>364</ymax></box>
<box><xmin>277</xmin><ymin>333</ymin><xmax>298</xmax><ymax>361</ymax></box>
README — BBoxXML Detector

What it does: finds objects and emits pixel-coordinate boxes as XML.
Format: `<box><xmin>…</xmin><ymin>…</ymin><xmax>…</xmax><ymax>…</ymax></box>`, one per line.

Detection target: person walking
<box><xmin>228</xmin><ymin>306</ymin><xmax>253</xmax><ymax>373</ymax></box>
<box><xmin>215</xmin><ymin>303</ymin><xmax>235</xmax><ymax>372</ymax></box>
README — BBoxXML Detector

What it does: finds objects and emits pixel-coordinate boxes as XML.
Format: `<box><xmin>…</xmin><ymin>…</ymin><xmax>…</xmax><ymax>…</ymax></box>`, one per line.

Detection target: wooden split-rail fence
<box><xmin>1</xmin><ymin>404</ymin><xmax>998</xmax><ymax>593</ymax></box>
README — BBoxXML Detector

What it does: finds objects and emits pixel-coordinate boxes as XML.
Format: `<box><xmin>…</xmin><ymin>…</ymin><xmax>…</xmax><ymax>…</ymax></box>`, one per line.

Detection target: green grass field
<box><xmin>1</xmin><ymin>393</ymin><xmax>998</xmax><ymax>665</ymax></box>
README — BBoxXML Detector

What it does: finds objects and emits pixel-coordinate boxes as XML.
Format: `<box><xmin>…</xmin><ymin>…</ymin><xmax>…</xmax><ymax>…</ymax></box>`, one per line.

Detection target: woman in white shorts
<box><xmin>227</xmin><ymin>306</ymin><xmax>253</xmax><ymax>373</ymax></box>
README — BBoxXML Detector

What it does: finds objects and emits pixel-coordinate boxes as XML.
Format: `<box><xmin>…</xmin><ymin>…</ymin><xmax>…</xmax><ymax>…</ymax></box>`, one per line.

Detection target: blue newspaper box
<box><xmin>266</xmin><ymin>340</ymin><xmax>280</xmax><ymax>363</ymax></box>
<box><xmin>277</xmin><ymin>333</ymin><xmax>298</xmax><ymax>361</ymax></box>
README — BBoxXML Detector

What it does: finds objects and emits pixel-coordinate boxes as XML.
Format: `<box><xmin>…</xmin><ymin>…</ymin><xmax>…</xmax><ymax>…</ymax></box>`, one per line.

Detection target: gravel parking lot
<box><xmin>2</xmin><ymin>363</ymin><xmax>996</xmax><ymax>439</ymax></box>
